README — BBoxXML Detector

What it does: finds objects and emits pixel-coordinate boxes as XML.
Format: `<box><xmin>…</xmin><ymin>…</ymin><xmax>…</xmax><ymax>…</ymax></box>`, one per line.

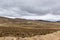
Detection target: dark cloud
<box><xmin>0</xmin><ymin>0</ymin><xmax>60</xmax><ymax>16</ymax></box>
<box><xmin>0</xmin><ymin>0</ymin><xmax>60</xmax><ymax>21</ymax></box>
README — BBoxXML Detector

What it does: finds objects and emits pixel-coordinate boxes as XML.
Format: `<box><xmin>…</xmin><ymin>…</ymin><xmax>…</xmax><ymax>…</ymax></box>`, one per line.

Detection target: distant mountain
<box><xmin>0</xmin><ymin>16</ymin><xmax>60</xmax><ymax>28</ymax></box>
<box><xmin>36</xmin><ymin>20</ymin><xmax>52</xmax><ymax>22</ymax></box>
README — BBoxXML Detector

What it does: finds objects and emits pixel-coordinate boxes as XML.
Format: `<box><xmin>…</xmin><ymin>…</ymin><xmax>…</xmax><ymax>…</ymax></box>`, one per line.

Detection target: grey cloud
<box><xmin>0</xmin><ymin>0</ymin><xmax>60</xmax><ymax>17</ymax></box>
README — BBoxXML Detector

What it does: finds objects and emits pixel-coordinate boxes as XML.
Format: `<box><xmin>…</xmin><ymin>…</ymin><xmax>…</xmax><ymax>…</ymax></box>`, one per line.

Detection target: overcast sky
<box><xmin>0</xmin><ymin>0</ymin><xmax>60</xmax><ymax>21</ymax></box>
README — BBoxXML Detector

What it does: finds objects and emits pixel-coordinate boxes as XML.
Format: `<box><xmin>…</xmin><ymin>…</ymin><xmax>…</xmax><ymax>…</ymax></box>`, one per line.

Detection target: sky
<box><xmin>0</xmin><ymin>0</ymin><xmax>60</xmax><ymax>21</ymax></box>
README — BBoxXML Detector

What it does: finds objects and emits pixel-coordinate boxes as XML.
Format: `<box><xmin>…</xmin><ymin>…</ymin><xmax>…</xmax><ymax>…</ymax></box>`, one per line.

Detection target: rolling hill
<box><xmin>0</xmin><ymin>17</ymin><xmax>60</xmax><ymax>37</ymax></box>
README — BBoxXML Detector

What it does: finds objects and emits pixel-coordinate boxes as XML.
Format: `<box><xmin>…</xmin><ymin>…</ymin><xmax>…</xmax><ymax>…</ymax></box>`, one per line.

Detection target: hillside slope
<box><xmin>0</xmin><ymin>16</ymin><xmax>60</xmax><ymax>28</ymax></box>
<box><xmin>0</xmin><ymin>17</ymin><xmax>60</xmax><ymax>37</ymax></box>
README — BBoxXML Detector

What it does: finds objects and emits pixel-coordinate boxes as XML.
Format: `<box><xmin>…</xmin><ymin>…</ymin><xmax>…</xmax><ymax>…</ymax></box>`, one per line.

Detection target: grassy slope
<box><xmin>0</xmin><ymin>17</ymin><xmax>60</xmax><ymax>37</ymax></box>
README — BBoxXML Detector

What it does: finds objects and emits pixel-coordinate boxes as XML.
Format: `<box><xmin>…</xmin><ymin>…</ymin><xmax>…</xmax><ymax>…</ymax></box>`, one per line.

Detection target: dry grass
<box><xmin>0</xmin><ymin>31</ymin><xmax>60</xmax><ymax>40</ymax></box>
<box><xmin>0</xmin><ymin>17</ymin><xmax>60</xmax><ymax>37</ymax></box>
<box><xmin>0</xmin><ymin>27</ymin><xmax>60</xmax><ymax>37</ymax></box>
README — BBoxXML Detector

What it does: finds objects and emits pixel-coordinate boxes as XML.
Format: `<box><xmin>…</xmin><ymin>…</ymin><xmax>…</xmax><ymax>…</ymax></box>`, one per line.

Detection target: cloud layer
<box><xmin>0</xmin><ymin>0</ymin><xmax>60</xmax><ymax>21</ymax></box>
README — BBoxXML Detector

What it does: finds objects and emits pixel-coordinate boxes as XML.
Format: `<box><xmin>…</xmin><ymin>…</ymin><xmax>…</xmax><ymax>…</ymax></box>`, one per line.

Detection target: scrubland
<box><xmin>0</xmin><ymin>31</ymin><xmax>60</xmax><ymax>40</ymax></box>
<box><xmin>0</xmin><ymin>17</ymin><xmax>60</xmax><ymax>40</ymax></box>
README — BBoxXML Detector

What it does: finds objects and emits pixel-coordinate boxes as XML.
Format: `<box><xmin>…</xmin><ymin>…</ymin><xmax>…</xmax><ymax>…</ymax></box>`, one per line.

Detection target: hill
<box><xmin>0</xmin><ymin>17</ymin><xmax>60</xmax><ymax>37</ymax></box>
<box><xmin>0</xmin><ymin>16</ymin><xmax>60</xmax><ymax>28</ymax></box>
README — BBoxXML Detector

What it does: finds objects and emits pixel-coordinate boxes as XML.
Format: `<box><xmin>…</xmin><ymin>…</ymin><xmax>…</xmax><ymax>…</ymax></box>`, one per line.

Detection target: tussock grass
<box><xmin>0</xmin><ymin>27</ymin><xmax>59</xmax><ymax>37</ymax></box>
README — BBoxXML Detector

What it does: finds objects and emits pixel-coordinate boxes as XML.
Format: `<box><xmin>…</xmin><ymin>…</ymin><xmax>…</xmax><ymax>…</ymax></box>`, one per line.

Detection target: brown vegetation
<box><xmin>0</xmin><ymin>27</ymin><xmax>60</xmax><ymax>37</ymax></box>
<box><xmin>0</xmin><ymin>31</ymin><xmax>60</xmax><ymax>40</ymax></box>
<box><xmin>0</xmin><ymin>17</ymin><xmax>60</xmax><ymax>37</ymax></box>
